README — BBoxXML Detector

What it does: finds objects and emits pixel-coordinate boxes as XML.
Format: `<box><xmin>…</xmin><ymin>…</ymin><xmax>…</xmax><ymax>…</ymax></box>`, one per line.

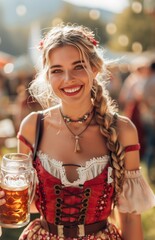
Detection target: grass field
<box><xmin>141</xmin><ymin>162</ymin><xmax>155</xmax><ymax>240</ymax></box>
<box><xmin>0</xmin><ymin>148</ymin><xmax>155</xmax><ymax>240</ymax></box>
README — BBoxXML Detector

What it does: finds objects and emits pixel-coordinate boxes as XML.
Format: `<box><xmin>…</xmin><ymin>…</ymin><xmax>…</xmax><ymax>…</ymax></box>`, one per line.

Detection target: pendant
<box><xmin>74</xmin><ymin>135</ymin><xmax>81</xmax><ymax>153</ymax></box>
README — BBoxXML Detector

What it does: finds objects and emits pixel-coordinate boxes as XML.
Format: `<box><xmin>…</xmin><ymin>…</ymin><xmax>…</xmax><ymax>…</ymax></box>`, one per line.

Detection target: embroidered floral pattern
<box><xmin>95</xmin><ymin>179</ymin><xmax>113</xmax><ymax>221</ymax></box>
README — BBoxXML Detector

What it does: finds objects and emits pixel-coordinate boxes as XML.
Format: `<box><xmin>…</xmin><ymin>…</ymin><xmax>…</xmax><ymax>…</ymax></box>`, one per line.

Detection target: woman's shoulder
<box><xmin>20</xmin><ymin>111</ymin><xmax>39</xmax><ymax>130</ymax></box>
<box><xmin>19</xmin><ymin>106</ymin><xmax>60</xmax><ymax>134</ymax></box>
<box><xmin>18</xmin><ymin>112</ymin><xmax>40</xmax><ymax>143</ymax></box>
<box><xmin>116</xmin><ymin>114</ymin><xmax>139</xmax><ymax>147</ymax></box>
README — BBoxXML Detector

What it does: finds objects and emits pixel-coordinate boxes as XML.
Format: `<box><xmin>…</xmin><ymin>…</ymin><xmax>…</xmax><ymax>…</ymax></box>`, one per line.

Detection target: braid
<box><xmin>92</xmin><ymin>79</ymin><xmax>125</xmax><ymax>206</ymax></box>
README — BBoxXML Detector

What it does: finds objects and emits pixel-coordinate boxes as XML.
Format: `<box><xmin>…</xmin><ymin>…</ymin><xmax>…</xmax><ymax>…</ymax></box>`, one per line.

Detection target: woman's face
<box><xmin>47</xmin><ymin>45</ymin><xmax>97</xmax><ymax>106</ymax></box>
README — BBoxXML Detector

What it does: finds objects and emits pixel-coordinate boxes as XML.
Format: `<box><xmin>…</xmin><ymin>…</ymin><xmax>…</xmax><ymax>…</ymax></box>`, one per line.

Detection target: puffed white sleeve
<box><xmin>117</xmin><ymin>169</ymin><xmax>155</xmax><ymax>214</ymax></box>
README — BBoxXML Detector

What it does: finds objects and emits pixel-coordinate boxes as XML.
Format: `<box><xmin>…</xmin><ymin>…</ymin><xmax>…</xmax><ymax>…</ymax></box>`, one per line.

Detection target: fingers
<box><xmin>0</xmin><ymin>191</ymin><xmax>6</xmax><ymax>205</ymax></box>
<box><xmin>0</xmin><ymin>191</ymin><xmax>5</xmax><ymax>197</ymax></box>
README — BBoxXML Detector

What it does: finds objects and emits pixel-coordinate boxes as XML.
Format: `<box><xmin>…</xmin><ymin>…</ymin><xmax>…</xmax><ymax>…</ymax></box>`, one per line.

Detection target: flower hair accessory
<box><xmin>88</xmin><ymin>37</ymin><xmax>99</xmax><ymax>46</ymax></box>
<box><xmin>37</xmin><ymin>34</ymin><xmax>99</xmax><ymax>50</ymax></box>
<box><xmin>82</xmin><ymin>32</ymin><xmax>99</xmax><ymax>47</ymax></box>
<box><xmin>38</xmin><ymin>38</ymin><xmax>45</xmax><ymax>50</ymax></box>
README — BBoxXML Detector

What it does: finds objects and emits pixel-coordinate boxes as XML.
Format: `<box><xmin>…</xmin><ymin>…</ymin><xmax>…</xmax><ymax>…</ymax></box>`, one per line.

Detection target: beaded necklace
<box><xmin>60</xmin><ymin>108</ymin><xmax>94</xmax><ymax>124</ymax></box>
<box><xmin>60</xmin><ymin>108</ymin><xmax>94</xmax><ymax>153</ymax></box>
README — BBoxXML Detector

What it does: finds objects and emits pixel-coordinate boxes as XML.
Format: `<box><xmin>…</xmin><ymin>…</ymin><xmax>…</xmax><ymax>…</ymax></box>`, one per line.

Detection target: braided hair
<box><xmin>91</xmin><ymin>79</ymin><xmax>125</xmax><ymax>206</ymax></box>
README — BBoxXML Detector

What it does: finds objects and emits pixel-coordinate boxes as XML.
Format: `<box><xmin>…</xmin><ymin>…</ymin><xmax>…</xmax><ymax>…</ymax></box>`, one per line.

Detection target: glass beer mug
<box><xmin>0</xmin><ymin>153</ymin><xmax>36</xmax><ymax>228</ymax></box>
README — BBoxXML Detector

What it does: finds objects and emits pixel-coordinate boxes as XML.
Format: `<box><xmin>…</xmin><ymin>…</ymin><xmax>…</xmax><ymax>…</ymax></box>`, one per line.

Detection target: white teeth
<box><xmin>63</xmin><ymin>86</ymin><xmax>81</xmax><ymax>93</ymax></box>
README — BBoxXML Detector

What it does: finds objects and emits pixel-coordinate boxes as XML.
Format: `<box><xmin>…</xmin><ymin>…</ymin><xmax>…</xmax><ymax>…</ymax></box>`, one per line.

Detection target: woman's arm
<box><xmin>17</xmin><ymin>112</ymin><xmax>39</xmax><ymax>213</ymax></box>
<box><xmin>119</xmin><ymin>212</ymin><xmax>143</xmax><ymax>240</ymax></box>
<box><xmin>117</xmin><ymin>115</ymin><xmax>143</xmax><ymax>240</ymax></box>
<box><xmin>17</xmin><ymin>112</ymin><xmax>37</xmax><ymax>154</ymax></box>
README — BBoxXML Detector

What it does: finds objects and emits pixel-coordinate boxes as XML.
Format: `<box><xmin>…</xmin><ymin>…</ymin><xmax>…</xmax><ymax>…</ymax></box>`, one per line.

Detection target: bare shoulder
<box><xmin>18</xmin><ymin>111</ymin><xmax>39</xmax><ymax>144</ymax></box>
<box><xmin>19</xmin><ymin>112</ymin><xmax>38</xmax><ymax>132</ymax></box>
<box><xmin>116</xmin><ymin>114</ymin><xmax>139</xmax><ymax>147</ymax></box>
<box><xmin>19</xmin><ymin>106</ymin><xmax>59</xmax><ymax>140</ymax></box>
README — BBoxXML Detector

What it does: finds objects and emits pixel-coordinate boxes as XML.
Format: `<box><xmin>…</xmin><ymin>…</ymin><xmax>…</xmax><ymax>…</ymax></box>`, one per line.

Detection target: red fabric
<box><xmin>125</xmin><ymin>143</ymin><xmax>140</xmax><ymax>153</ymax></box>
<box><xmin>17</xmin><ymin>133</ymin><xmax>33</xmax><ymax>152</ymax></box>
<box><xmin>18</xmin><ymin>134</ymin><xmax>123</xmax><ymax>238</ymax></box>
<box><xmin>33</xmin><ymin>157</ymin><xmax>114</xmax><ymax>225</ymax></box>
<box><xmin>17</xmin><ymin>135</ymin><xmax>140</xmax><ymax>225</ymax></box>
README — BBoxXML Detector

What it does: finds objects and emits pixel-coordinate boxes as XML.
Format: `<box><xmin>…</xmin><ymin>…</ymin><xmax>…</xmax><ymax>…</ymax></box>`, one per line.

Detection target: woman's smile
<box><xmin>61</xmin><ymin>85</ymin><xmax>83</xmax><ymax>96</ymax></box>
<box><xmin>47</xmin><ymin>45</ymin><xmax>95</xmax><ymax>105</ymax></box>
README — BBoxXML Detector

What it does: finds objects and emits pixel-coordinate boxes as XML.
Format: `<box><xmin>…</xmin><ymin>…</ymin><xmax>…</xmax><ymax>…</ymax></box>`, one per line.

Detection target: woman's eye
<box><xmin>51</xmin><ymin>69</ymin><xmax>62</xmax><ymax>74</ymax></box>
<box><xmin>75</xmin><ymin>65</ymin><xmax>84</xmax><ymax>70</ymax></box>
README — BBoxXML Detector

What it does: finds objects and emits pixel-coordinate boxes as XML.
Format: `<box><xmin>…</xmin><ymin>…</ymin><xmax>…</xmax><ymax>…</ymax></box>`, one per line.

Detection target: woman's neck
<box><xmin>60</xmin><ymin>101</ymin><xmax>93</xmax><ymax>120</ymax></box>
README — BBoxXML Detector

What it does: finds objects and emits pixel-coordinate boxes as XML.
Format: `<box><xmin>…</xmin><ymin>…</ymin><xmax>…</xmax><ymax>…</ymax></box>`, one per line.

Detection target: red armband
<box><xmin>125</xmin><ymin>143</ymin><xmax>140</xmax><ymax>152</ymax></box>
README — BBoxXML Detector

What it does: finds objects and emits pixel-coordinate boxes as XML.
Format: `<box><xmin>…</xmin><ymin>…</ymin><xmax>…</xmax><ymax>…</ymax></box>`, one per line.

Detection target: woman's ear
<box><xmin>92</xmin><ymin>67</ymin><xmax>98</xmax><ymax>79</ymax></box>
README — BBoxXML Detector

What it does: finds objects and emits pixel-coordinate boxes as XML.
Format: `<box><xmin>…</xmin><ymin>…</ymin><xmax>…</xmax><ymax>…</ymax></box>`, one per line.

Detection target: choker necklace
<box><xmin>60</xmin><ymin>109</ymin><xmax>94</xmax><ymax>153</ymax></box>
<box><xmin>60</xmin><ymin>108</ymin><xmax>94</xmax><ymax>124</ymax></box>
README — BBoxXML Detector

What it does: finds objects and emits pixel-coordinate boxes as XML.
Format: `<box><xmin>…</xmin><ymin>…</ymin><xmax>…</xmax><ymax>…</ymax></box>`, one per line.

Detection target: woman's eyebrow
<box><xmin>49</xmin><ymin>60</ymin><xmax>85</xmax><ymax>69</ymax></box>
<box><xmin>73</xmin><ymin>60</ymin><xmax>85</xmax><ymax>65</ymax></box>
<box><xmin>49</xmin><ymin>64</ymin><xmax>62</xmax><ymax>69</ymax></box>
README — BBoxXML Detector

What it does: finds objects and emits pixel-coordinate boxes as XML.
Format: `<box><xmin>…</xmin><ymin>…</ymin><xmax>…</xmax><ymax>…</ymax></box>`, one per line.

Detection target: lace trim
<box><xmin>37</xmin><ymin>151</ymin><xmax>109</xmax><ymax>187</ymax></box>
<box><xmin>77</xmin><ymin>157</ymin><xmax>109</xmax><ymax>182</ymax></box>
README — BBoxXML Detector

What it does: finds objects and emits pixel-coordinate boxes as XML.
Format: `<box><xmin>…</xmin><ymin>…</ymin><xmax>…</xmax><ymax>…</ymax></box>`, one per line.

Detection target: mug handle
<box><xmin>29</xmin><ymin>168</ymin><xmax>37</xmax><ymax>204</ymax></box>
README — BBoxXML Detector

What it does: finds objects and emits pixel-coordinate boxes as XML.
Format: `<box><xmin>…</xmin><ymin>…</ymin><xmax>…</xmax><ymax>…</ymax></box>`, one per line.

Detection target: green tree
<box><xmin>108</xmin><ymin>1</ymin><xmax>155</xmax><ymax>52</ymax></box>
<box><xmin>44</xmin><ymin>4</ymin><xmax>108</xmax><ymax>45</ymax></box>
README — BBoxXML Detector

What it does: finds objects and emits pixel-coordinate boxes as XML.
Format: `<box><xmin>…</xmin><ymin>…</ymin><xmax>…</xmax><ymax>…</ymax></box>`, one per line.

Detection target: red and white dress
<box><xmin>18</xmin><ymin>135</ymin><xmax>155</xmax><ymax>240</ymax></box>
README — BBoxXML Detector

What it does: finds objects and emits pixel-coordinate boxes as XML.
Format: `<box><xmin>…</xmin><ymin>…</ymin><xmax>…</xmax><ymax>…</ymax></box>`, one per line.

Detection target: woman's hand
<box><xmin>0</xmin><ymin>191</ymin><xmax>6</xmax><ymax>205</ymax></box>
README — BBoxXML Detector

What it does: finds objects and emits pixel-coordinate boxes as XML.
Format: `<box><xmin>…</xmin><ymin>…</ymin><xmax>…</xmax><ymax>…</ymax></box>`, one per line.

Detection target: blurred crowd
<box><xmin>0</xmin><ymin>56</ymin><xmax>155</xmax><ymax>182</ymax></box>
<box><xmin>0</xmin><ymin>68</ymin><xmax>41</xmax><ymax>152</ymax></box>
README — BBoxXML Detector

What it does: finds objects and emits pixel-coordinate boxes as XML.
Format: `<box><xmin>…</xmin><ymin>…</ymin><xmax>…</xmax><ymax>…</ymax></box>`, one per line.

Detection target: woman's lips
<box><xmin>61</xmin><ymin>85</ymin><xmax>83</xmax><ymax>96</ymax></box>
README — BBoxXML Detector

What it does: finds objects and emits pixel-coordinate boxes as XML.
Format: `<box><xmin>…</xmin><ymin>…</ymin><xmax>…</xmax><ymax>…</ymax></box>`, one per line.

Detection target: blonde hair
<box><xmin>29</xmin><ymin>23</ymin><xmax>125</xmax><ymax>204</ymax></box>
<box><xmin>92</xmin><ymin>79</ymin><xmax>125</xmax><ymax>206</ymax></box>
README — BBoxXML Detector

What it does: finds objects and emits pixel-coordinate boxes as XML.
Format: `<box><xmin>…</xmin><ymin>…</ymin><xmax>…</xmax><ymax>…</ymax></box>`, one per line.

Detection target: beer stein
<box><xmin>0</xmin><ymin>153</ymin><xmax>36</xmax><ymax>228</ymax></box>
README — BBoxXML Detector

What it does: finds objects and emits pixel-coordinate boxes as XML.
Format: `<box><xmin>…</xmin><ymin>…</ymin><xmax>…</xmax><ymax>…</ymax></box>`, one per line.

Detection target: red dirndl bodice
<box><xmin>33</xmin><ymin>156</ymin><xmax>114</xmax><ymax>225</ymax></box>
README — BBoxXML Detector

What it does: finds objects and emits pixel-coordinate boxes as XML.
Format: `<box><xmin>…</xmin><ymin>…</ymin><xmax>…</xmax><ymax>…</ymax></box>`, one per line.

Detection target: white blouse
<box><xmin>37</xmin><ymin>151</ymin><xmax>155</xmax><ymax>214</ymax></box>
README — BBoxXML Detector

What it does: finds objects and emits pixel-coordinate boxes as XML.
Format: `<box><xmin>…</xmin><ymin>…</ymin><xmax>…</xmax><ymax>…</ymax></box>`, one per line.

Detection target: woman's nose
<box><xmin>64</xmin><ymin>70</ymin><xmax>74</xmax><ymax>82</ymax></box>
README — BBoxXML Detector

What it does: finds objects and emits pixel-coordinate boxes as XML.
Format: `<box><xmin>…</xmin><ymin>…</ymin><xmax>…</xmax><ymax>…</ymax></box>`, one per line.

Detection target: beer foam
<box><xmin>1</xmin><ymin>179</ymin><xmax>28</xmax><ymax>190</ymax></box>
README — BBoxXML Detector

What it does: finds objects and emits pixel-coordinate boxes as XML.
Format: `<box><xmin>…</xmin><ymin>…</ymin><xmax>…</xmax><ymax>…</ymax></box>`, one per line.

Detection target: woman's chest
<box><xmin>39</xmin><ymin>123</ymin><xmax>108</xmax><ymax>167</ymax></box>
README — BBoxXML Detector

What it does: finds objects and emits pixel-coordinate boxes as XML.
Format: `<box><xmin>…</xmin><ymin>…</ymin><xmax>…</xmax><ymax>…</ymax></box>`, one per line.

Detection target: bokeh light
<box><xmin>131</xmin><ymin>2</ymin><xmax>142</xmax><ymax>13</ymax></box>
<box><xmin>106</xmin><ymin>23</ymin><xmax>117</xmax><ymax>35</ymax></box>
<box><xmin>89</xmin><ymin>9</ymin><xmax>100</xmax><ymax>20</ymax></box>
<box><xmin>16</xmin><ymin>5</ymin><xmax>27</xmax><ymax>16</ymax></box>
<box><xmin>3</xmin><ymin>63</ymin><xmax>14</xmax><ymax>74</ymax></box>
<box><xmin>118</xmin><ymin>34</ymin><xmax>129</xmax><ymax>47</ymax></box>
<box><xmin>132</xmin><ymin>42</ymin><xmax>143</xmax><ymax>52</ymax></box>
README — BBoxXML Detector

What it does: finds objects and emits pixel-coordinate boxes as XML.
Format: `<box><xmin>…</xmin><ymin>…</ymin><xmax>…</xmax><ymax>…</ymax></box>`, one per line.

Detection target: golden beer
<box><xmin>0</xmin><ymin>153</ymin><xmax>36</xmax><ymax>228</ymax></box>
<box><xmin>0</xmin><ymin>183</ymin><xmax>29</xmax><ymax>226</ymax></box>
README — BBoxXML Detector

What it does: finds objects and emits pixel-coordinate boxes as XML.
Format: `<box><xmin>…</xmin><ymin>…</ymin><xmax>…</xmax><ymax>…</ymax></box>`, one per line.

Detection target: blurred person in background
<box><xmin>0</xmin><ymin>71</ymin><xmax>10</xmax><ymax>118</ymax></box>
<box><xmin>0</xmin><ymin>24</ymin><xmax>155</xmax><ymax>240</ymax></box>
<box><xmin>118</xmin><ymin>57</ymin><xmax>150</xmax><ymax>157</ymax></box>
<box><xmin>106</xmin><ymin>64</ymin><xmax>123</xmax><ymax>102</ymax></box>
<box><xmin>142</xmin><ymin>61</ymin><xmax>155</xmax><ymax>182</ymax></box>
<box><xmin>13</xmin><ymin>73</ymin><xmax>41</xmax><ymax>133</ymax></box>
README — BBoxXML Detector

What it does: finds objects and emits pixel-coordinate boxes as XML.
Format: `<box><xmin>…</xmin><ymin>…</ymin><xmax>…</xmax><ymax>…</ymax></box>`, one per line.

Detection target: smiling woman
<box><xmin>47</xmin><ymin>45</ymin><xmax>95</xmax><ymax>107</ymax></box>
<box><xmin>0</xmin><ymin>23</ymin><xmax>155</xmax><ymax>240</ymax></box>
